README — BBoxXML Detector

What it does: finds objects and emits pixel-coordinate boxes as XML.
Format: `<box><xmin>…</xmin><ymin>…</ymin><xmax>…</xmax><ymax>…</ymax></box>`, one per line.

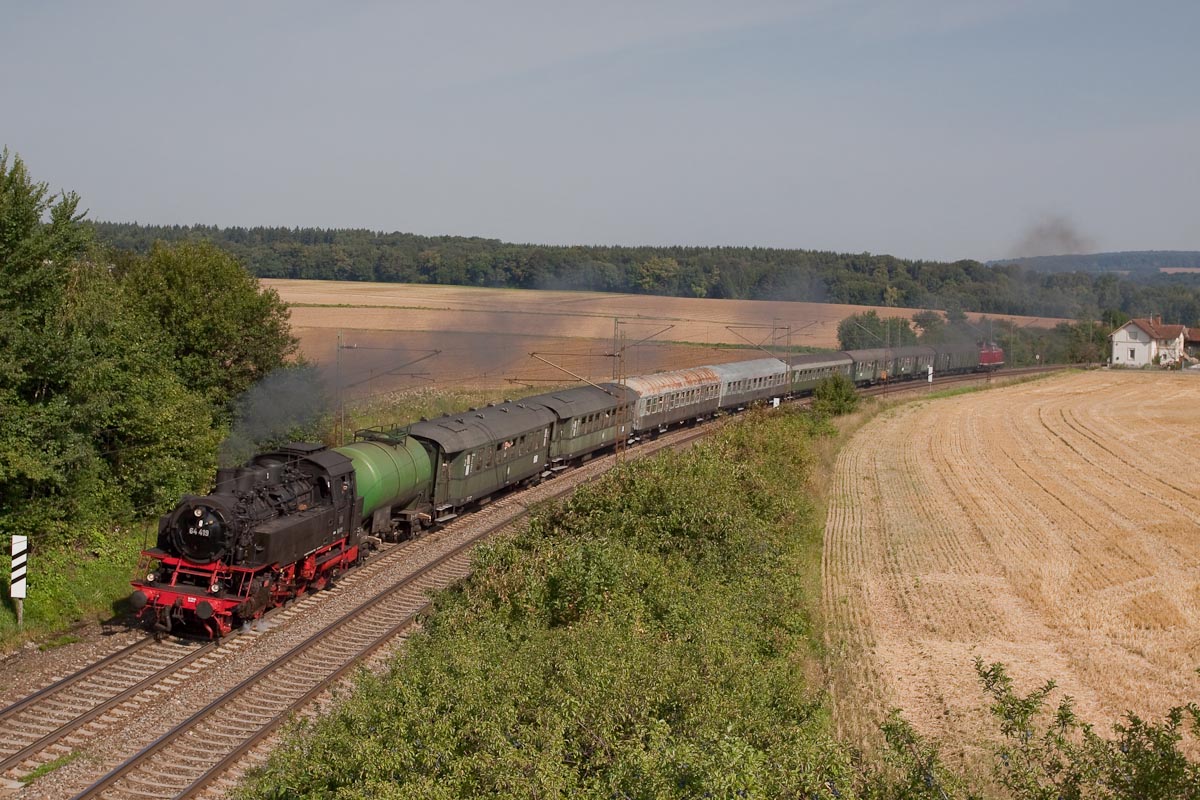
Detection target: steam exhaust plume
<box><xmin>1011</xmin><ymin>215</ymin><xmax>1096</xmax><ymax>257</ymax></box>
<box><xmin>219</xmin><ymin>365</ymin><xmax>330</xmax><ymax>466</ymax></box>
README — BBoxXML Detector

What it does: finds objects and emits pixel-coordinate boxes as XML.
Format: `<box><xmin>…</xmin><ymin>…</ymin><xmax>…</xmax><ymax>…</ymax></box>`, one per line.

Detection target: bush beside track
<box><xmin>238</xmin><ymin>406</ymin><xmax>858</xmax><ymax>798</ymax></box>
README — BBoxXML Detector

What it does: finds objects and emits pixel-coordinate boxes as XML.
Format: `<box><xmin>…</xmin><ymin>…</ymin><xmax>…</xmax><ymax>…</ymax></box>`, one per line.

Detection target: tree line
<box><xmin>1</xmin><ymin>152</ymin><xmax>297</xmax><ymax>551</ymax></box>
<box><xmin>90</xmin><ymin>223</ymin><xmax>1200</xmax><ymax>327</ymax></box>
<box><xmin>838</xmin><ymin>309</ymin><xmax>1114</xmax><ymax>366</ymax></box>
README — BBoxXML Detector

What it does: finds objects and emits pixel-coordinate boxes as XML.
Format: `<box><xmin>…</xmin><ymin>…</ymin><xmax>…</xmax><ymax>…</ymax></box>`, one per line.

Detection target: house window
<box><xmin>1129</xmin><ymin>348</ymin><xmax>1135</xmax><ymax>360</ymax></box>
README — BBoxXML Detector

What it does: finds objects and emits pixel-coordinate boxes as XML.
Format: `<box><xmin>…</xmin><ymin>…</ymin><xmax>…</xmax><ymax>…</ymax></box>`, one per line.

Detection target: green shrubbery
<box><xmin>241</xmin><ymin>407</ymin><xmax>855</xmax><ymax>798</ymax></box>
<box><xmin>812</xmin><ymin>372</ymin><xmax>860</xmax><ymax>417</ymax></box>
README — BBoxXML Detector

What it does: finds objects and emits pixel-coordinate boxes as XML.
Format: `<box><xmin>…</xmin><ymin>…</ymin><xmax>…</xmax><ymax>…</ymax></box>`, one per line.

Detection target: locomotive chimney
<box><xmin>215</xmin><ymin>468</ymin><xmax>237</xmax><ymax>493</ymax></box>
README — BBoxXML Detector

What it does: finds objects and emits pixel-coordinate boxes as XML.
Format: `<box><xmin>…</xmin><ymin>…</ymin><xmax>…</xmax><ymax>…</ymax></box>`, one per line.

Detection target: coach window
<box><xmin>463</xmin><ymin>452</ymin><xmax>473</xmax><ymax>477</ymax></box>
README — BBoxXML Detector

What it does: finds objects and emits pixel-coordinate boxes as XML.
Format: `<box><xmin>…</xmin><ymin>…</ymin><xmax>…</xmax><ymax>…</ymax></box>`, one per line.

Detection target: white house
<box><xmin>1110</xmin><ymin>317</ymin><xmax>1188</xmax><ymax>367</ymax></box>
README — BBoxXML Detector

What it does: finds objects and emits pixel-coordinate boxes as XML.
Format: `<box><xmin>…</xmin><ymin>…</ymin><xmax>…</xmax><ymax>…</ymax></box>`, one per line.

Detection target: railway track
<box><xmin>0</xmin><ymin>638</ymin><xmax>215</xmax><ymax>777</ymax></box>
<box><xmin>69</xmin><ymin>426</ymin><xmax>711</xmax><ymax>799</ymax></box>
<box><xmin>0</xmin><ymin>421</ymin><xmax>696</xmax><ymax>798</ymax></box>
<box><xmin>73</xmin><ymin>541</ymin><xmax>475</xmax><ymax>799</ymax></box>
<box><xmin>5</xmin><ymin>365</ymin><xmax>1052</xmax><ymax>797</ymax></box>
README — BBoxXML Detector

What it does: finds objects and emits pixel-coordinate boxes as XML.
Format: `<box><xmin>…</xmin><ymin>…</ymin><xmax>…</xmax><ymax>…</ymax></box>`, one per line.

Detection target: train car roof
<box><xmin>785</xmin><ymin>352</ymin><xmax>853</xmax><ymax>369</ymax></box>
<box><xmin>891</xmin><ymin>345</ymin><xmax>937</xmax><ymax>357</ymax></box>
<box><xmin>621</xmin><ymin>366</ymin><xmax>721</xmax><ymax>397</ymax></box>
<box><xmin>936</xmin><ymin>342</ymin><xmax>980</xmax><ymax>354</ymax></box>
<box><xmin>408</xmin><ymin>401</ymin><xmax>555</xmax><ymax>454</ymax></box>
<box><xmin>848</xmin><ymin>346</ymin><xmax>935</xmax><ymax>360</ymax></box>
<box><xmin>521</xmin><ymin>385</ymin><xmax>622</xmax><ymax>419</ymax></box>
<box><xmin>709</xmin><ymin>358</ymin><xmax>789</xmax><ymax>381</ymax></box>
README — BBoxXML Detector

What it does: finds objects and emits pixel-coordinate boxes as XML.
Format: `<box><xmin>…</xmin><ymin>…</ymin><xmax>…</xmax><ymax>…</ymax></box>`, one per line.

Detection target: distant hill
<box><xmin>989</xmin><ymin>251</ymin><xmax>1200</xmax><ymax>275</ymax></box>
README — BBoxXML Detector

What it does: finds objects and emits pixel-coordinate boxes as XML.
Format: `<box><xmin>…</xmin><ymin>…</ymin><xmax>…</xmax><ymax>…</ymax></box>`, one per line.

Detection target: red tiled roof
<box><xmin>1127</xmin><ymin>318</ymin><xmax>1188</xmax><ymax>342</ymax></box>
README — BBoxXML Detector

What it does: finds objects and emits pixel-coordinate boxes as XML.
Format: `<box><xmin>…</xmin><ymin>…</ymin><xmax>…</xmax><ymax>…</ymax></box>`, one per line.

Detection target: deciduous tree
<box><xmin>117</xmin><ymin>241</ymin><xmax>298</xmax><ymax>407</ymax></box>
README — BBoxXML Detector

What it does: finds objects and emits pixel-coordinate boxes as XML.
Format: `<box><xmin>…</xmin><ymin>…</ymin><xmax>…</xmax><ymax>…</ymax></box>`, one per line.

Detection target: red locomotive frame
<box><xmin>131</xmin><ymin>536</ymin><xmax>359</xmax><ymax>638</ymax></box>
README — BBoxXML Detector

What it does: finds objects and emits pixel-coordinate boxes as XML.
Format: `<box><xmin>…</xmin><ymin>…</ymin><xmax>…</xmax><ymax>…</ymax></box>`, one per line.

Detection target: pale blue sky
<box><xmin>5</xmin><ymin>1</ymin><xmax>1197</xmax><ymax>261</ymax></box>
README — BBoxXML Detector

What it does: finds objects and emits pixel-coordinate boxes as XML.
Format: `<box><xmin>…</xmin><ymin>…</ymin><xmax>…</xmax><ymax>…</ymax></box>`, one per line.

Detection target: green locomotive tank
<box><xmin>335</xmin><ymin>428</ymin><xmax>433</xmax><ymax>540</ymax></box>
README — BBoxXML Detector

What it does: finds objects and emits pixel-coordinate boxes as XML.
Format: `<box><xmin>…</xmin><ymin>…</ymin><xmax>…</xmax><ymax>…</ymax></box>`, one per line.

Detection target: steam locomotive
<box><xmin>130</xmin><ymin>341</ymin><xmax>1003</xmax><ymax>637</ymax></box>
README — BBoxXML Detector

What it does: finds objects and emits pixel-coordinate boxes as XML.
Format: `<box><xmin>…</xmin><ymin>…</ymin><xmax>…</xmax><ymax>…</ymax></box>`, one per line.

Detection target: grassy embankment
<box><xmin>239</xmin><ymin>405</ymin><xmax>873</xmax><ymax>798</ymax></box>
<box><xmin>0</xmin><ymin>526</ymin><xmax>152</xmax><ymax>650</ymax></box>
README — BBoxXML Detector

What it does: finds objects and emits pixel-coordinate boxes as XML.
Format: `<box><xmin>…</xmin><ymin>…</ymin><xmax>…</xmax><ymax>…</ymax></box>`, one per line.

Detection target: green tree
<box><xmin>811</xmin><ymin>373</ymin><xmax>859</xmax><ymax>417</ymax></box>
<box><xmin>1</xmin><ymin>149</ymin><xmax>95</xmax><ymax>541</ymax></box>
<box><xmin>0</xmin><ymin>151</ymin><xmax>217</xmax><ymax>545</ymax></box>
<box><xmin>912</xmin><ymin>309</ymin><xmax>947</xmax><ymax>344</ymax></box>
<box><xmin>837</xmin><ymin>311</ymin><xmax>917</xmax><ymax>350</ymax></box>
<box><xmin>117</xmin><ymin>241</ymin><xmax>298</xmax><ymax>407</ymax></box>
<box><xmin>635</xmin><ymin>255</ymin><xmax>680</xmax><ymax>294</ymax></box>
<box><xmin>1060</xmin><ymin>319</ymin><xmax>1110</xmax><ymax>364</ymax></box>
<box><xmin>0</xmin><ymin>148</ymin><xmax>91</xmax><ymax>392</ymax></box>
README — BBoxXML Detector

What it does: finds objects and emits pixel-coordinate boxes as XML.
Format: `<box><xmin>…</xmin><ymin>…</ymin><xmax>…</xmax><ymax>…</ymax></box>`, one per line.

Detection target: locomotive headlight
<box><xmin>194</xmin><ymin>507</ymin><xmax>204</xmax><ymax>517</ymax></box>
<box><xmin>146</xmin><ymin>572</ymin><xmax>158</xmax><ymax>584</ymax></box>
<box><xmin>210</xmin><ymin>581</ymin><xmax>221</xmax><ymax>594</ymax></box>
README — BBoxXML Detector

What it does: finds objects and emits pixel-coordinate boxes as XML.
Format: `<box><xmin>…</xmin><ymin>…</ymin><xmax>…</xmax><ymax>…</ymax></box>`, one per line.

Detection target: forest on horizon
<box><xmin>91</xmin><ymin>222</ymin><xmax>1200</xmax><ymax>327</ymax></box>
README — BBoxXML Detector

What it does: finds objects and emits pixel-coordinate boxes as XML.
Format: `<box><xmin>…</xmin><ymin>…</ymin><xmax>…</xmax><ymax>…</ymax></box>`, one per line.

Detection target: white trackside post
<box><xmin>11</xmin><ymin>534</ymin><xmax>27</xmax><ymax>628</ymax></box>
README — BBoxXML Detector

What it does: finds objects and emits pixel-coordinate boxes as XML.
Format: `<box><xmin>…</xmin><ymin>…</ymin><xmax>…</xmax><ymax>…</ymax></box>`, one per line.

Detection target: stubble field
<box><xmin>823</xmin><ymin>369</ymin><xmax>1200</xmax><ymax>766</ymax></box>
<box><xmin>263</xmin><ymin>279</ymin><xmax>1062</xmax><ymax>398</ymax></box>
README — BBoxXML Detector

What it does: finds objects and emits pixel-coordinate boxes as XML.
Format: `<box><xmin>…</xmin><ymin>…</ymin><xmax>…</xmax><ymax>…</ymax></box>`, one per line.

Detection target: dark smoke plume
<box><xmin>219</xmin><ymin>365</ymin><xmax>330</xmax><ymax>466</ymax></box>
<box><xmin>1010</xmin><ymin>215</ymin><xmax>1096</xmax><ymax>258</ymax></box>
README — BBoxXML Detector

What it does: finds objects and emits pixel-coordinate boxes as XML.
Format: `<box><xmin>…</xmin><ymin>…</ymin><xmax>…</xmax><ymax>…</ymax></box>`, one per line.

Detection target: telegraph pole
<box><xmin>614</xmin><ymin>328</ymin><xmax>629</xmax><ymax>464</ymax></box>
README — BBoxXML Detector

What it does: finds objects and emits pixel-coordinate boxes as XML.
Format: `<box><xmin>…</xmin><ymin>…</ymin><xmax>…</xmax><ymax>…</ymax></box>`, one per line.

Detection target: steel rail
<box><xmin>0</xmin><ymin>638</ymin><xmax>155</xmax><ymax>725</ymax></box>
<box><xmin>0</xmin><ymin>641</ymin><xmax>216</xmax><ymax>775</ymax></box>
<box><xmin>72</xmin><ymin>528</ymin><xmax>492</xmax><ymax>799</ymax></box>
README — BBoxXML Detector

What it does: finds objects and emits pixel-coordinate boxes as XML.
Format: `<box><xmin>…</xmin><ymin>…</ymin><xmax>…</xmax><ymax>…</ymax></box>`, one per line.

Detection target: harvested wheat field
<box><xmin>824</xmin><ymin>369</ymin><xmax>1200</xmax><ymax>766</ymax></box>
<box><xmin>265</xmin><ymin>279</ymin><xmax>1062</xmax><ymax>397</ymax></box>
